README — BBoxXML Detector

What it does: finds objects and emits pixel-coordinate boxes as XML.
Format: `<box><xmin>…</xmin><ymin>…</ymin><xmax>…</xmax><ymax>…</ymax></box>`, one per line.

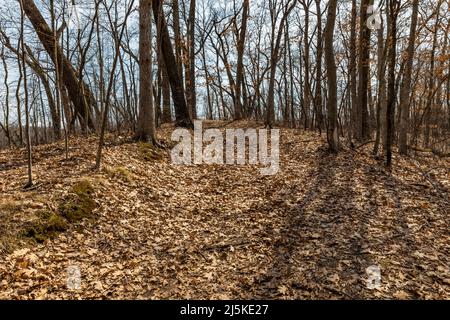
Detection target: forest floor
<box><xmin>0</xmin><ymin>121</ymin><xmax>448</xmax><ymax>299</ymax></box>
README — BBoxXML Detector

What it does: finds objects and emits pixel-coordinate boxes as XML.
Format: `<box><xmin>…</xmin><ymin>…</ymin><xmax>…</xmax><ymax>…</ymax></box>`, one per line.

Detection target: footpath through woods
<box><xmin>0</xmin><ymin>121</ymin><xmax>448</xmax><ymax>299</ymax></box>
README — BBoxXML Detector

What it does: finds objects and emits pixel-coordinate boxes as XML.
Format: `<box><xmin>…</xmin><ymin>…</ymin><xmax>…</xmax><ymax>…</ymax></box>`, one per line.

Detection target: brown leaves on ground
<box><xmin>0</xmin><ymin>121</ymin><xmax>448</xmax><ymax>299</ymax></box>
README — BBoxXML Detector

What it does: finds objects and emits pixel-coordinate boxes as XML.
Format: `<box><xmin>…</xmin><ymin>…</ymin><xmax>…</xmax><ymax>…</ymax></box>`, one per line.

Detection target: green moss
<box><xmin>138</xmin><ymin>142</ymin><xmax>164</xmax><ymax>161</ymax></box>
<box><xmin>24</xmin><ymin>227</ymin><xmax>48</xmax><ymax>243</ymax></box>
<box><xmin>71</xmin><ymin>180</ymin><xmax>94</xmax><ymax>197</ymax></box>
<box><xmin>103</xmin><ymin>166</ymin><xmax>135</xmax><ymax>182</ymax></box>
<box><xmin>60</xmin><ymin>180</ymin><xmax>97</xmax><ymax>222</ymax></box>
<box><xmin>46</xmin><ymin>213</ymin><xmax>68</xmax><ymax>232</ymax></box>
<box><xmin>1</xmin><ymin>203</ymin><xmax>19</xmax><ymax>212</ymax></box>
<box><xmin>21</xmin><ymin>180</ymin><xmax>97</xmax><ymax>243</ymax></box>
<box><xmin>59</xmin><ymin>194</ymin><xmax>96</xmax><ymax>223</ymax></box>
<box><xmin>114</xmin><ymin>167</ymin><xmax>132</xmax><ymax>180</ymax></box>
<box><xmin>22</xmin><ymin>211</ymin><xmax>68</xmax><ymax>243</ymax></box>
<box><xmin>0</xmin><ymin>200</ymin><xmax>23</xmax><ymax>214</ymax></box>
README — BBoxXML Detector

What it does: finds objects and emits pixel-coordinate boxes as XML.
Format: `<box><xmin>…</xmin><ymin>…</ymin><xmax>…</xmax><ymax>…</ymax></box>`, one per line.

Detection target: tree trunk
<box><xmin>325</xmin><ymin>0</ymin><xmax>339</xmax><ymax>152</ymax></box>
<box><xmin>22</xmin><ymin>0</ymin><xmax>96</xmax><ymax>131</ymax></box>
<box><xmin>20</xmin><ymin>0</ymin><xmax>33</xmax><ymax>187</ymax></box>
<box><xmin>15</xmin><ymin>46</ymin><xmax>23</xmax><ymax>146</ymax></box>
<box><xmin>234</xmin><ymin>0</ymin><xmax>249</xmax><ymax>120</ymax></box>
<box><xmin>314</xmin><ymin>0</ymin><xmax>323</xmax><ymax>133</ymax></box>
<box><xmin>161</xmin><ymin>59</ymin><xmax>172</xmax><ymax>123</ymax></box>
<box><xmin>0</xmin><ymin>47</ymin><xmax>11</xmax><ymax>147</ymax></box>
<box><xmin>302</xmin><ymin>0</ymin><xmax>311</xmax><ymax>129</ymax></box>
<box><xmin>349</xmin><ymin>0</ymin><xmax>357</xmax><ymax>140</ymax></box>
<box><xmin>423</xmin><ymin>0</ymin><xmax>443</xmax><ymax>148</ymax></box>
<box><xmin>266</xmin><ymin>0</ymin><xmax>297</xmax><ymax>127</ymax></box>
<box><xmin>373</xmin><ymin>16</ymin><xmax>386</xmax><ymax>156</ymax></box>
<box><xmin>153</xmin><ymin>0</ymin><xmax>192</xmax><ymax>128</ymax></box>
<box><xmin>187</xmin><ymin>0</ymin><xmax>197</xmax><ymax>119</ymax></box>
<box><xmin>287</xmin><ymin>19</ymin><xmax>295</xmax><ymax>128</ymax></box>
<box><xmin>172</xmin><ymin>0</ymin><xmax>183</xmax><ymax>86</ymax></box>
<box><xmin>357</xmin><ymin>0</ymin><xmax>373</xmax><ymax>142</ymax></box>
<box><xmin>385</xmin><ymin>0</ymin><xmax>400</xmax><ymax>168</ymax></box>
<box><xmin>135</xmin><ymin>0</ymin><xmax>157</xmax><ymax>142</ymax></box>
<box><xmin>398</xmin><ymin>0</ymin><xmax>419</xmax><ymax>154</ymax></box>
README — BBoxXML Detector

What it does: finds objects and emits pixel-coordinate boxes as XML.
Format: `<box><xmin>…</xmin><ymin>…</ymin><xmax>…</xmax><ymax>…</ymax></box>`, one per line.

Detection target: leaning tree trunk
<box><xmin>22</xmin><ymin>0</ymin><xmax>96</xmax><ymax>132</ymax></box>
<box><xmin>0</xmin><ymin>47</ymin><xmax>11</xmax><ymax>147</ymax></box>
<box><xmin>153</xmin><ymin>0</ymin><xmax>192</xmax><ymax>128</ymax></box>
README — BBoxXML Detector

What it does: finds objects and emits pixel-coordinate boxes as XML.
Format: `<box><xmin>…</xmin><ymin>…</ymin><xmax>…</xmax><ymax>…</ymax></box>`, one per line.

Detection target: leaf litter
<box><xmin>0</xmin><ymin>121</ymin><xmax>448</xmax><ymax>299</ymax></box>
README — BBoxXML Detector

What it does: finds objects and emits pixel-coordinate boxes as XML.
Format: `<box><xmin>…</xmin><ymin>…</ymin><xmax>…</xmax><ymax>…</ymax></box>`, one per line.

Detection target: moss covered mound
<box><xmin>71</xmin><ymin>180</ymin><xmax>95</xmax><ymax>196</ymax></box>
<box><xmin>103</xmin><ymin>166</ymin><xmax>135</xmax><ymax>183</ymax></box>
<box><xmin>22</xmin><ymin>211</ymin><xmax>68</xmax><ymax>243</ymax></box>
<box><xmin>138</xmin><ymin>142</ymin><xmax>164</xmax><ymax>161</ymax></box>
<box><xmin>59</xmin><ymin>180</ymin><xmax>97</xmax><ymax>223</ymax></box>
<box><xmin>22</xmin><ymin>180</ymin><xmax>97</xmax><ymax>243</ymax></box>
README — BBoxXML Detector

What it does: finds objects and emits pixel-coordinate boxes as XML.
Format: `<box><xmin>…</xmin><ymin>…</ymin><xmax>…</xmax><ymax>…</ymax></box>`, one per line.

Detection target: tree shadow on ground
<box><xmin>247</xmin><ymin>144</ymin><xmax>413</xmax><ymax>298</ymax></box>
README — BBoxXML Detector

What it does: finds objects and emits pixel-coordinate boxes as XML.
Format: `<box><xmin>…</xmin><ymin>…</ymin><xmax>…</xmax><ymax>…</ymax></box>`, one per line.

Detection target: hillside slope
<box><xmin>0</xmin><ymin>122</ymin><xmax>449</xmax><ymax>299</ymax></box>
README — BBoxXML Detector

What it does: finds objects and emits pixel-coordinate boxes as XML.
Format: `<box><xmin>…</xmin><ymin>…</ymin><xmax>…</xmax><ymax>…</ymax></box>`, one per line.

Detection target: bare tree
<box><xmin>96</xmin><ymin>0</ymin><xmax>136</xmax><ymax>168</ymax></box>
<box><xmin>373</xmin><ymin>13</ymin><xmax>387</xmax><ymax>156</ymax></box>
<box><xmin>324</xmin><ymin>0</ymin><xmax>338</xmax><ymax>152</ymax></box>
<box><xmin>300</xmin><ymin>0</ymin><xmax>312</xmax><ymax>129</ymax></box>
<box><xmin>266</xmin><ymin>0</ymin><xmax>297</xmax><ymax>127</ymax></box>
<box><xmin>356</xmin><ymin>0</ymin><xmax>373</xmax><ymax>142</ymax></box>
<box><xmin>313</xmin><ymin>0</ymin><xmax>324</xmax><ymax>133</ymax></box>
<box><xmin>385</xmin><ymin>0</ymin><xmax>400</xmax><ymax>168</ymax></box>
<box><xmin>349</xmin><ymin>0</ymin><xmax>357</xmax><ymax>140</ymax></box>
<box><xmin>398</xmin><ymin>0</ymin><xmax>419</xmax><ymax>154</ymax></box>
<box><xmin>135</xmin><ymin>0</ymin><xmax>157</xmax><ymax>143</ymax></box>
<box><xmin>0</xmin><ymin>47</ymin><xmax>11</xmax><ymax>147</ymax></box>
<box><xmin>153</xmin><ymin>0</ymin><xmax>192</xmax><ymax>128</ymax></box>
<box><xmin>234</xmin><ymin>0</ymin><xmax>249</xmax><ymax>120</ymax></box>
<box><xmin>19</xmin><ymin>0</ymin><xmax>33</xmax><ymax>187</ymax></box>
<box><xmin>22</xmin><ymin>0</ymin><xmax>96</xmax><ymax>131</ymax></box>
<box><xmin>186</xmin><ymin>0</ymin><xmax>197</xmax><ymax>119</ymax></box>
